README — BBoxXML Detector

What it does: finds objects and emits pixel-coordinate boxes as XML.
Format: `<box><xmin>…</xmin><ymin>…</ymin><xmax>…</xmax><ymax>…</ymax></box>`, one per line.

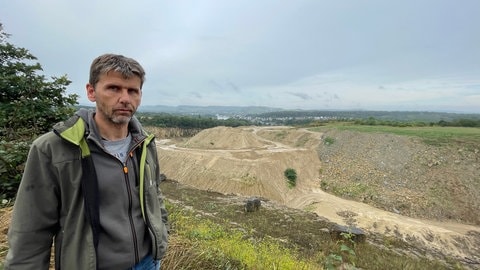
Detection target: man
<box><xmin>5</xmin><ymin>54</ymin><xmax>169</xmax><ymax>270</ymax></box>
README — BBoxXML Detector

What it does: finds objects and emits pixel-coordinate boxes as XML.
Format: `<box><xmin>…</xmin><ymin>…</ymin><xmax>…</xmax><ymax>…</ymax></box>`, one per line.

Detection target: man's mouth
<box><xmin>115</xmin><ymin>109</ymin><xmax>132</xmax><ymax>114</ymax></box>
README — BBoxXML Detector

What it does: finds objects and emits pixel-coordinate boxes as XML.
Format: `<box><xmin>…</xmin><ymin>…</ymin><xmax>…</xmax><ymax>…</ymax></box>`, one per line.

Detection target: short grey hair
<box><xmin>89</xmin><ymin>53</ymin><xmax>146</xmax><ymax>88</ymax></box>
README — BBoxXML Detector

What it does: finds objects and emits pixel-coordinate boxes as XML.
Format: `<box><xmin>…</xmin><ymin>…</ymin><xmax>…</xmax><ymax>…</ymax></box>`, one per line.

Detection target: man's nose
<box><xmin>118</xmin><ymin>89</ymin><xmax>131</xmax><ymax>103</ymax></box>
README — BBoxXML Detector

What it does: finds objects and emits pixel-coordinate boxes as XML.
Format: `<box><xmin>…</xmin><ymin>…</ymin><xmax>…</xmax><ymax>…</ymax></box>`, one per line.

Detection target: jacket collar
<box><xmin>53</xmin><ymin>108</ymin><xmax>148</xmax><ymax>148</ymax></box>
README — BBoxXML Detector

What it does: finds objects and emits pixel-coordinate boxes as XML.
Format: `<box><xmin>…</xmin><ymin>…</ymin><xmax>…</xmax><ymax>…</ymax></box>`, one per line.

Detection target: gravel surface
<box><xmin>317</xmin><ymin>129</ymin><xmax>480</xmax><ymax>225</ymax></box>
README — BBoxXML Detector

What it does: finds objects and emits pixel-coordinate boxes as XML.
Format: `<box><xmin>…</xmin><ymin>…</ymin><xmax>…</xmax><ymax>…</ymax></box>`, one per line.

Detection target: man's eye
<box><xmin>128</xmin><ymin>89</ymin><xmax>140</xmax><ymax>95</ymax></box>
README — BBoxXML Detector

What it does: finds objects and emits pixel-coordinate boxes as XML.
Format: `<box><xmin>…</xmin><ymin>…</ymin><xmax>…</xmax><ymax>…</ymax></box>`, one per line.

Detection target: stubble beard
<box><xmin>110</xmin><ymin>114</ymin><xmax>132</xmax><ymax>125</ymax></box>
<box><xmin>97</xmin><ymin>104</ymin><xmax>136</xmax><ymax>126</ymax></box>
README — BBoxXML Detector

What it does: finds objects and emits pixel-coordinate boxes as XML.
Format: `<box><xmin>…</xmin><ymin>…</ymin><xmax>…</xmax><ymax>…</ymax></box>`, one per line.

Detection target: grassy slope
<box><xmin>160</xmin><ymin>180</ymin><xmax>457</xmax><ymax>270</ymax></box>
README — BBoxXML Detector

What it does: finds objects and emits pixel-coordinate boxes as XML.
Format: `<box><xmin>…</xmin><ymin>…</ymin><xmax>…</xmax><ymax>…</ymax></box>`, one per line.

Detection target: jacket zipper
<box><xmin>122</xmin><ymin>138</ymin><xmax>157</xmax><ymax>263</ymax></box>
<box><xmin>121</xmin><ymin>140</ymin><xmax>143</xmax><ymax>265</ymax></box>
<box><xmin>123</xmin><ymin>163</ymin><xmax>140</xmax><ymax>264</ymax></box>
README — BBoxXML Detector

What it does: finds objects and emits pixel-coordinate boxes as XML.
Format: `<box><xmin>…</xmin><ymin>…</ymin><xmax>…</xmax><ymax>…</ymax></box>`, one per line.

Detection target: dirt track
<box><xmin>157</xmin><ymin>126</ymin><xmax>480</xmax><ymax>265</ymax></box>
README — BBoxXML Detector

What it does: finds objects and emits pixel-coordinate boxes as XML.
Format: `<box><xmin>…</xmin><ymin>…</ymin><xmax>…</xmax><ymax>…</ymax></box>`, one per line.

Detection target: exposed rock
<box><xmin>330</xmin><ymin>224</ymin><xmax>366</xmax><ymax>243</ymax></box>
<box><xmin>244</xmin><ymin>197</ymin><xmax>261</xmax><ymax>212</ymax></box>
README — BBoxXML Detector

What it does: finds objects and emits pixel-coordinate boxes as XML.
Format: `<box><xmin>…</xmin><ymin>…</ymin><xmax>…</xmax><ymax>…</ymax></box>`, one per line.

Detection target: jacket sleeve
<box><xmin>4</xmin><ymin>139</ymin><xmax>60</xmax><ymax>270</ymax></box>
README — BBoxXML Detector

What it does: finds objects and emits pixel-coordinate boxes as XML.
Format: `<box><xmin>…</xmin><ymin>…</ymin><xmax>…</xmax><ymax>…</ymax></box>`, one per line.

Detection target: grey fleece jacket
<box><xmin>5</xmin><ymin>108</ymin><xmax>168</xmax><ymax>270</ymax></box>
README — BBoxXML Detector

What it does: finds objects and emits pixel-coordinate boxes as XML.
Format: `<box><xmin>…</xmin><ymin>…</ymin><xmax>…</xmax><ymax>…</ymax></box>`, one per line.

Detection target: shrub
<box><xmin>0</xmin><ymin>140</ymin><xmax>30</xmax><ymax>200</ymax></box>
<box><xmin>324</xmin><ymin>136</ymin><xmax>335</xmax><ymax>145</ymax></box>
<box><xmin>284</xmin><ymin>168</ymin><xmax>297</xmax><ymax>187</ymax></box>
<box><xmin>325</xmin><ymin>232</ymin><xmax>357</xmax><ymax>269</ymax></box>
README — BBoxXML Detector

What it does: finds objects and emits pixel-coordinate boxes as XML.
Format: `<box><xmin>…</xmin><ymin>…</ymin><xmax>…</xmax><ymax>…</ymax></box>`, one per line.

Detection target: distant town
<box><xmin>132</xmin><ymin>105</ymin><xmax>480</xmax><ymax>128</ymax></box>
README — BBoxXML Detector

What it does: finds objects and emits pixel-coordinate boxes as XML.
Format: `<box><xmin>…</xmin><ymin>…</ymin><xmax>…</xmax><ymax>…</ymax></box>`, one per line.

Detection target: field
<box><xmin>318</xmin><ymin>124</ymin><xmax>480</xmax><ymax>147</ymax></box>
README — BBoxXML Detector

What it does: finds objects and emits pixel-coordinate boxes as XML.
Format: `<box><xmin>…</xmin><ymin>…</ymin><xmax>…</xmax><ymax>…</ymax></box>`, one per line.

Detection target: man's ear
<box><xmin>86</xmin><ymin>83</ymin><xmax>96</xmax><ymax>102</ymax></box>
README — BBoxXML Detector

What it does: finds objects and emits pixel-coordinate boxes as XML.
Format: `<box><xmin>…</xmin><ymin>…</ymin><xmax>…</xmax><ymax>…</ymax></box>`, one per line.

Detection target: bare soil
<box><xmin>157</xmin><ymin>126</ymin><xmax>480</xmax><ymax>268</ymax></box>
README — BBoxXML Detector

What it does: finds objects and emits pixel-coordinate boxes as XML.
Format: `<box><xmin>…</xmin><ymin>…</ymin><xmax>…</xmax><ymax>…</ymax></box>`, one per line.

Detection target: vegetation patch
<box><xmin>323</xmin><ymin>136</ymin><xmax>335</xmax><ymax>145</ymax></box>
<box><xmin>163</xmin><ymin>201</ymin><xmax>321</xmax><ymax>270</ymax></box>
<box><xmin>159</xmin><ymin>180</ymin><xmax>454</xmax><ymax>270</ymax></box>
<box><xmin>284</xmin><ymin>168</ymin><xmax>298</xmax><ymax>187</ymax></box>
<box><xmin>325</xmin><ymin>232</ymin><xmax>357</xmax><ymax>270</ymax></box>
<box><xmin>311</xmin><ymin>123</ymin><xmax>480</xmax><ymax>147</ymax></box>
<box><xmin>274</xmin><ymin>130</ymin><xmax>287</xmax><ymax>140</ymax></box>
<box><xmin>324</xmin><ymin>181</ymin><xmax>373</xmax><ymax>199</ymax></box>
<box><xmin>239</xmin><ymin>173</ymin><xmax>257</xmax><ymax>185</ymax></box>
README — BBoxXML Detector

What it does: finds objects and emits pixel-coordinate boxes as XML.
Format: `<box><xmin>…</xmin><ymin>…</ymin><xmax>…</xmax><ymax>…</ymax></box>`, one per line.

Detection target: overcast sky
<box><xmin>1</xmin><ymin>1</ymin><xmax>480</xmax><ymax>113</ymax></box>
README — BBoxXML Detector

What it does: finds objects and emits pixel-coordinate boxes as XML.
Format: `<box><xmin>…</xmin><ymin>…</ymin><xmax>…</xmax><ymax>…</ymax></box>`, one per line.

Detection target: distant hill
<box><xmin>77</xmin><ymin>104</ymin><xmax>480</xmax><ymax>123</ymax></box>
<box><xmin>138</xmin><ymin>105</ymin><xmax>284</xmax><ymax>115</ymax></box>
<box><xmin>252</xmin><ymin>110</ymin><xmax>480</xmax><ymax>123</ymax></box>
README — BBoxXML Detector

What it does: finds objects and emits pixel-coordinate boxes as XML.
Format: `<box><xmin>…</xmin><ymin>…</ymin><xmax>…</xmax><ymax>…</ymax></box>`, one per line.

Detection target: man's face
<box><xmin>86</xmin><ymin>71</ymin><xmax>142</xmax><ymax>125</ymax></box>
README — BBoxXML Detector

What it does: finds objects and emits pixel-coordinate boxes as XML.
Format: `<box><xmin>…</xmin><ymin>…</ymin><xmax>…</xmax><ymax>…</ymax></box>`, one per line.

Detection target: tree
<box><xmin>0</xmin><ymin>23</ymin><xmax>78</xmax><ymax>201</ymax></box>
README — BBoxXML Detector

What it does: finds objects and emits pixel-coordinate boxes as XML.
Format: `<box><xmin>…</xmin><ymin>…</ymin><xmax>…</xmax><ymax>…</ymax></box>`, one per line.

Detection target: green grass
<box><xmin>323</xmin><ymin>136</ymin><xmax>335</xmax><ymax>145</ymax></box>
<box><xmin>328</xmin><ymin>182</ymin><xmax>373</xmax><ymax>198</ymax></box>
<box><xmin>310</xmin><ymin>123</ymin><xmax>480</xmax><ymax>146</ymax></box>
<box><xmin>160</xmin><ymin>180</ymin><xmax>459</xmax><ymax>270</ymax></box>
<box><xmin>163</xmin><ymin>202</ymin><xmax>322</xmax><ymax>270</ymax></box>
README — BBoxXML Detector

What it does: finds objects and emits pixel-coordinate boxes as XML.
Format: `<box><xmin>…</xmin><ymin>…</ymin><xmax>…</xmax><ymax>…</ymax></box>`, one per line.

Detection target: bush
<box><xmin>284</xmin><ymin>168</ymin><xmax>297</xmax><ymax>187</ymax></box>
<box><xmin>0</xmin><ymin>140</ymin><xmax>30</xmax><ymax>200</ymax></box>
